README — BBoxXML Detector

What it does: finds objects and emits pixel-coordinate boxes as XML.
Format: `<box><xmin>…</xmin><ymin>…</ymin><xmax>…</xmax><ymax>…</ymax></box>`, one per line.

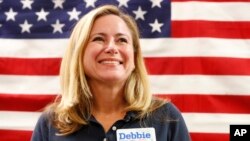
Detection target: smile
<box><xmin>98</xmin><ymin>59</ymin><xmax>123</xmax><ymax>65</ymax></box>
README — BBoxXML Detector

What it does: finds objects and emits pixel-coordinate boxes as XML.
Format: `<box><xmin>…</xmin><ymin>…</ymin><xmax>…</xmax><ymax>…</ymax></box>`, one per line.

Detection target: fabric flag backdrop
<box><xmin>1</xmin><ymin>0</ymin><xmax>250</xmax><ymax>141</ymax></box>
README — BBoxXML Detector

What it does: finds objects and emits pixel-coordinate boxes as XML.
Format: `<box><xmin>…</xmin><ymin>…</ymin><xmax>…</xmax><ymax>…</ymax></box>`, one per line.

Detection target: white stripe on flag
<box><xmin>1</xmin><ymin>38</ymin><xmax>250</xmax><ymax>58</ymax></box>
<box><xmin>149</xmin><ymin>75</ymin><xmax>250</xmax><ymax>95</ymax></box>
<box><xmin>183</xmin><ymin>113</ymin><xmax>250</xmax><ymax>133</ymax></box>
<box><xmin>0</xmin><ymin>75</ymin><xmax>59</xmax><ymax>94</ymax></box>
<box><xmin>1</xmin><ymin>75</ymin><xmax>250</xmax><ymax>95</ymax></box>
<box><xmin>141</xmin><ymin>38</ymin><xmax>250</xmax><ymax>58</ymax></box>
<box><xmin>172</xmin><ymin>2</ymin><xmax>250</xmax><ymax>21</ymax></box>
<box><xmin>0</xmin><ymin>39</ymin><xmax>67</xmax><ymax>58</ymax></box>
<box><xmin>0</xmin><ymin>111</ymin><xmax>41</xmax><ymax>130</ymax></box>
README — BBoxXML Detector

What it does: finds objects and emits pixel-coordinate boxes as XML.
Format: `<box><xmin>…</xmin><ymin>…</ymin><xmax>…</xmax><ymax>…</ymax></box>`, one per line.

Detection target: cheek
<box><xmin>83</xmin><ymin>48</ymin><xmax>98</xmax><ymax>73</ymax></box>
<box><xmin>124</xmin><ymin>48</ymin><xmax>135</xmax><ymax>68</ymax></box>
<box><xmin>84</xmin><ymin>46</ymin><xmax>99</xmax><ymax>62</ymax></box>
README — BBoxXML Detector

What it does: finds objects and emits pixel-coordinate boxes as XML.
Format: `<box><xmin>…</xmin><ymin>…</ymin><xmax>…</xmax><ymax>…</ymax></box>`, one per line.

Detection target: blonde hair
<box><xmin>49</xmin><ymin>5</ymin><xmax>166</xmax><ymax>135</ymax></box>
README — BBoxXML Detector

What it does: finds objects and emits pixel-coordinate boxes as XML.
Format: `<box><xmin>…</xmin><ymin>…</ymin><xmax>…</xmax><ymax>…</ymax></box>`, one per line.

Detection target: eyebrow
<box><xmin>90</xmin><ymin>32</ymin><xmax>130</xmax><ymax>38</ymax></box>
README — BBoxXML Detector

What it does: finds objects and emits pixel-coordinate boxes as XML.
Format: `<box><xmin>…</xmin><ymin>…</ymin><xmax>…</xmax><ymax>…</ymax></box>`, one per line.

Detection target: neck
<box><xmin>89</xmin><ymin>80</ymin><xmax>127</xmax><ymax>114</ymax></box>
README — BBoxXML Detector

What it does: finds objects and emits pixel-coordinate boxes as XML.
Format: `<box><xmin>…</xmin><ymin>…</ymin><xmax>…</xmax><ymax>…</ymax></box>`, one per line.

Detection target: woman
<box><xmin>31</xmin><ymin>5</ymin><xmax>191</xmax><ymax>141</ymax></box>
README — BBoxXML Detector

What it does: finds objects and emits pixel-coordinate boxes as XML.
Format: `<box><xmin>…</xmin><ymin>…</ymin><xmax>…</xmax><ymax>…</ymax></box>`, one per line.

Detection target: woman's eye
<box><xmin>118</xmin><ymin>38</ymin><xmax>128</xmax><ymax>43</ymax></box>
<box><xmin>92</xmin><ymin>37</ymin><xmax>104</xmax><ymax>42</ymax></box>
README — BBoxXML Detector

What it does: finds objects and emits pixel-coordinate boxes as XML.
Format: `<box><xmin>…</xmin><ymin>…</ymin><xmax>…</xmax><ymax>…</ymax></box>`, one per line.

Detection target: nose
<box><xmin>104</xmin><ymin>40</ymin><xmax>118</xmax><ymax>54</ymax></box>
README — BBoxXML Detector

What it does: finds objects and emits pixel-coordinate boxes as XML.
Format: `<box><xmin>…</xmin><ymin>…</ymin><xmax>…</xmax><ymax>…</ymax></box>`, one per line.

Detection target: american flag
<box><xmin>1</xmin><ymin>0</ymin><xmax>250</xmax><ymax>141</ymax></box>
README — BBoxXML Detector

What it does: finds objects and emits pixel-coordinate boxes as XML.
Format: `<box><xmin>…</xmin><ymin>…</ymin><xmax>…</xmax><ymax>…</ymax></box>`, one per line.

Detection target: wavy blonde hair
<box><xmin>49</xmin><ymin>5</ymin><xmax>166</xmax><ymax>135</ymax></box>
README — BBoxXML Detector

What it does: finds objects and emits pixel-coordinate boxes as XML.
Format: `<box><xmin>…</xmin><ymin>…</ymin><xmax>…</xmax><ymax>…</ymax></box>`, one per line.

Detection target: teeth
<box><xmin>100</xmin><ymin>60</ymin><xmax>120</xmax><ymax>65</ymax></box>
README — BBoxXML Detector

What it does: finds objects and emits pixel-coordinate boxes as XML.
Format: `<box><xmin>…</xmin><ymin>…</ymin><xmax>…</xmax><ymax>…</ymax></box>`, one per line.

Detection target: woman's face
<box><xmin>83</xmin><ymin>15</ymin><xmax>135</xmax><ymax>85</ymax></box>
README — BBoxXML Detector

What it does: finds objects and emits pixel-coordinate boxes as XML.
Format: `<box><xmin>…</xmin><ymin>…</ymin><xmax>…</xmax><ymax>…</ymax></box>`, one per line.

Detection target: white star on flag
<box><xmin>133</xmin><ymin>6</ymin><xmax>147</xmax><ymax>20</ymax></box>
<box><xmin>36</xmin><ymin>8</ymin><xmax>49</xmax><ymax>21</ymax></box>
<box><xmin>51</xmin><ymin>19</ymin><xmax>65</xmax><ymax>33</ymax></box>
<box><xmin>19</xmin><ymin>20</ymin><xmax>33</xmax><ymax>33</ymax></box>
<box><xmin>84</xmin><ymin>0</ymin><xmax>97</xmax><ymax>8</ymax></box>
<box><xmin>117</xmin><ymin>0</ymin><xmax>130</xmax><ymax>8</ymax></box>
<box><xmin>67</xmin><ymin>8</ymin><xmax>81</xmax><ymax>21</ymax></box>
<box><xmin>149</xmin><ymin>0</ymin><xmax>163</xmax><ymax>8</ymax></box>
<box><xmin>20</xmin><ymin>0</ymin><xmax>34</xmax><ymax>10</ymax></box>
<box><xmin>149</xmin><ymin>19</ymin><xmax>163</xmax><ymax>33</ymax></box>
<box><xmin>52</xmin><ymin>0</ymin><xmax>65</xmax><ymax>9</ymax></box>
<box><xmin>5</xmin><ymin>8</ymin><xmax>18</xmax><ymax>21</ymax></box>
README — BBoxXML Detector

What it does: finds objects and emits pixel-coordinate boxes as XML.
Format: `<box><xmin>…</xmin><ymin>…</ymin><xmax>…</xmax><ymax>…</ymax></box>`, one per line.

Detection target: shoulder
<box><xmin>149</xmin><ymin>102</ymin><xmax>192</xmax><ymax>141</ymax></box>
<box><xmin>31</xmin><ymin>111</ymin><xmax>57</xmax><ymax>141</ymax></box>
<box><xmin>36</xmin><ymin>111</ymin><xmax>52</xmax><ymax>126</ymax></box>
<box><xmin>151</xmin><ymin>102</ymin><xmax>183</xmax><ymax>121</ymax></box>
<box><xmin>34</xmin><ymin>104</ymin><xmax>57</xmax><ymax>132</ymax></box>
<box><xmin>36</xmin><ymin>103</ymin><xmax>58</xmax><ymax>127</ymax></box>
<box><xmin>33</xmin><ymin>110</ymin><xmax>54</xmax><ymax>133</ymax></box>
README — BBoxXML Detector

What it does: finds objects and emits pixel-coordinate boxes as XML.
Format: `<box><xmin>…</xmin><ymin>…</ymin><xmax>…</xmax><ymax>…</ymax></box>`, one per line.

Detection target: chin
<box><xmin>103</xmin><ymin>76</ymin><xmax>124</xmax><ymax>81</ymax></box>
<box><xmin>101</xmin><ymin>75</ymin><xmax>128</xmax><ymax>83</ymax></box>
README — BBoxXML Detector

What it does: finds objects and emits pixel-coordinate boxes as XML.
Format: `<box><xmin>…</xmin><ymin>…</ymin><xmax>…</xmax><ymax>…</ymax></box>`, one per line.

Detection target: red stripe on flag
<box><xmin>0</xmin><ymin>58</ymin><xmax>61</xmax><ymax>75</ymax></box>
<box><xmin>0</xmin><ymin>130</ymin><xmax>33</xmax><ymax>141</ymax></box>
<box><xmin>145</xmin><ymin>57</ymin><xmax>250</xmax><ymax>75</ymax></box>
<box><xmin>190</xmin><ymin>133</ymin><xmax>229</xmax><ymax>141</ymax></box>
<box><xmin>156</xmin><ymin>94</ymin><xmax>250</xmax><ymax>113</ymax></box>
<box><xmin>1</xmin><ymin>93</ymin><xmax>250</xmax><ymax>114</ymax></box>
<box><xmin>172</xmin><ymin>21</ymin><xmax>250</xmax><ymax>38</ymax></box>
<box><xmin>0</xmin><ymin>94</ymin><xmax>56</xmax><ymax>111</ymax></box>
<box><xmin>2</xmin><ymin>57</ymin><xmax>250</xmax><ymax>75</ymax></box>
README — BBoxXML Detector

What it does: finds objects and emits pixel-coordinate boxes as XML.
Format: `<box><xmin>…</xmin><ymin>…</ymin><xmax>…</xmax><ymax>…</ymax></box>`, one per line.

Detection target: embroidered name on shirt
<box><xmin>116</xmin><ymin>128</ymin><xmax>156</xmax><ymax>141</ymax></box>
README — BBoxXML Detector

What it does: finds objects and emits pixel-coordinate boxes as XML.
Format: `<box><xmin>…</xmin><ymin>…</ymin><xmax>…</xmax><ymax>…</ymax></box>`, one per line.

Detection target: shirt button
<box><xmin>103</xmin><ymin>138</ymin><xmax>107</xmax><ymax>141</ymax></box>
<box><xmin>112</xmin><ymin>126</ymin><xmax>117</xmax><ymax>131</ymax></box>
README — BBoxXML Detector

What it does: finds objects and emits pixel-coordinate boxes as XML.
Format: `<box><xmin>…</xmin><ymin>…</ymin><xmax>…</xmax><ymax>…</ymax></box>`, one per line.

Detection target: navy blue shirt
<box><xmin>31</xmin><ymin>102</ymin><xmax>191</xmax><ymax>141</ymax></box>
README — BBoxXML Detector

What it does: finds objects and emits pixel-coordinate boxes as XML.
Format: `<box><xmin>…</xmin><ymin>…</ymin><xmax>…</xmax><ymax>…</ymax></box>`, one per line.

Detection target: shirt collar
<box><xmin>88</xmin><ymin>111</ymin><xmax>138</xmax><ymax>123</ymax></box>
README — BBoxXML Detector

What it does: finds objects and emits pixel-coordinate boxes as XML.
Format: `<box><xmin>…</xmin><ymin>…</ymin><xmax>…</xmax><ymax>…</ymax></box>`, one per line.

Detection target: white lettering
<box><xmin>234</xmin><ymin>129</ymin><xmax>241</xmax><ymax>136</ymax></box>
<box><xmin>241</xmin><ymin>129</ymin><xmax>247</xmax><ymax>136</ymax></box>
<box><xmin>234</xmin><ymin>129</ymin><xmax>247</xmax><ymax>136</ymax></box>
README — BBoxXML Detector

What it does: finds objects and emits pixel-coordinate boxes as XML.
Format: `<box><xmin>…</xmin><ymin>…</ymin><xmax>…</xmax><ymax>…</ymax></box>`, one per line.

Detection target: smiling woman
<box><xmin>84</xmin><ymin>14</ymin><xmax>135</xmax><ymax>85</ymax></box>
<box><xmin>31</xmin><ymin>4</ymin><xmax>191</xmax><ymax>141</ymax></box>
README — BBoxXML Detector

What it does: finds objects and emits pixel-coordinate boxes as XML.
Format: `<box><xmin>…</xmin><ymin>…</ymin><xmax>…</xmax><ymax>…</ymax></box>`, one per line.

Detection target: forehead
<box><xmin>90</xmin><ymin>14</ymin><xmax>132</xmax><ymax>36</ymax></box>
